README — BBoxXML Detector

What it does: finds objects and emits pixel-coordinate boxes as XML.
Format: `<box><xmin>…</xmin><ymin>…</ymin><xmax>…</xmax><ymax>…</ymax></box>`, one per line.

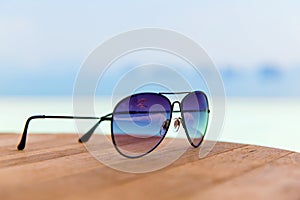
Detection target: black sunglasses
<box><xmin>17</xmin><ymin>91</ymin><xmax>210</xmax><ymax>158</ymax></box>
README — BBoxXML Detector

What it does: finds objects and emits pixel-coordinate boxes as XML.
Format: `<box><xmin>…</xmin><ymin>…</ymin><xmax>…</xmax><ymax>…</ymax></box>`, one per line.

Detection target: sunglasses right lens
<box><xmin>112</xmin><ymin>93</ymin><xmax>171</xmax><ymax>158</ymax></box>
<box><xmin>181</xmin><ymin>91</ymin><xmax>209</xmax><ymax>147</ymax></box>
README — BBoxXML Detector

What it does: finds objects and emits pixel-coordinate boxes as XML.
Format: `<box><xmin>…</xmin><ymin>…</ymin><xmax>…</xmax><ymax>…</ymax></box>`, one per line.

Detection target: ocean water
<box><xmin>0</xmin><ymin>97</ymin><xmax>299</xmax><ymax>153</ymax></box>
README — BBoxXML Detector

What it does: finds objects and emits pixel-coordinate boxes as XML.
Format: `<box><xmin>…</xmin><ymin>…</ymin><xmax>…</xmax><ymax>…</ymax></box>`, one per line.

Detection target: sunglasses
<box><xmin>17</xmin><ymin>91</ymin><xmax>210</xmax><ymax>158</ymax></box>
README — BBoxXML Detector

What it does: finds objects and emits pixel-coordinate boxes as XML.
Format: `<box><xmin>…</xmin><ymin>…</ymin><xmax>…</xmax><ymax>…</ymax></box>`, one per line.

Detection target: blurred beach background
<box><xmin>0</xmin><ymin>1</ymin><xmax>299</xmax><ymax>152</ymax></box>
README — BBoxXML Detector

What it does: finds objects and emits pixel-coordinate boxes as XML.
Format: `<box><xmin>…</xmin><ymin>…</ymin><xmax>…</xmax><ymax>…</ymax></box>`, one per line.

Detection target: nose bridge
<box><xmin>170</xmin><ymin>101</ymin><xmax>182</xmax><ymax>133</ymax></box>
<box><xmin>171</xmin><ymin>101</ymin><xmax>181</xmax><ymax>111</ymax></box>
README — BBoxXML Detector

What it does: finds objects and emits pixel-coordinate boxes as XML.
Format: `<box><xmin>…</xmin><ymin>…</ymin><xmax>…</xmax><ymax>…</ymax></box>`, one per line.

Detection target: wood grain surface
<box><xmin>0</xmin><ymin>134</ymin><xmax>299</xmax><ymax>200</ymax></box>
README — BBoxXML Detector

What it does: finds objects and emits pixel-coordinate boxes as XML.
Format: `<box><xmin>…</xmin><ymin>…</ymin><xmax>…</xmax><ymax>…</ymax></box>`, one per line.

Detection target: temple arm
<box><xmin>17</xmin><ymin>115</ymin><xmax>102</xmax><ymax>150</ymax></box>
<box><xmin>78</xmin><ymin>113</ymin><xmax>112</xmax><ymax>143</ymax></box>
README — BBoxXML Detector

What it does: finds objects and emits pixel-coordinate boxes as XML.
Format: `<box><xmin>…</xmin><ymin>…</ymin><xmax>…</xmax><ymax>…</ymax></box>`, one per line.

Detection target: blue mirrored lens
<box><xmin>112</xmin><ymin>93</ymin><xmax>171</xmax><ymax>158</ymax></box>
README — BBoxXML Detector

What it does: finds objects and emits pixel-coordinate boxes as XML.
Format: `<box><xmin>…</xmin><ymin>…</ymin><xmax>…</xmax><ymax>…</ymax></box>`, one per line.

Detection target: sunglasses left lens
<box><xmin>181</xmin><ymin>91</ymin><xmax>209</xmax><ymax>147</ymax></box>
<box><xmin>112</xmin><ymin>93</ymin><xmax>171</xmax><ymax>158</ymax></box>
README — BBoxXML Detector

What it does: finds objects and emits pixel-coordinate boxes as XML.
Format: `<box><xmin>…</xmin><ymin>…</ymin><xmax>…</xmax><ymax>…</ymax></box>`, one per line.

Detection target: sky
<box><xmin>0</xmin><ymin>0</ymin><xmax>300</xmax><ymax>96</ymax></box>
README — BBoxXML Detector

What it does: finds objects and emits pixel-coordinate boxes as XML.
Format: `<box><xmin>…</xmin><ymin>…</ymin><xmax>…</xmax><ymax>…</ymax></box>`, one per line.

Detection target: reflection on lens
<box><xmin>181</xmin><ymin>91</ymin><xmax>209</xmax><ymax>147</ymax></box>
<box><xmin>112</xmin><ymin>93</ymin><xmax>172</xmax><ymax>158</ymax></box>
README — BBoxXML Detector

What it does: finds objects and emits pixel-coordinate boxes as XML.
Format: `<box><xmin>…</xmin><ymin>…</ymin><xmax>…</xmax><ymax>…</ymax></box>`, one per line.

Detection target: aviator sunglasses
<box><xmin>17</xmin><ymin>91</ymin><xmax>210</xmax><ymax>158</ymax></box>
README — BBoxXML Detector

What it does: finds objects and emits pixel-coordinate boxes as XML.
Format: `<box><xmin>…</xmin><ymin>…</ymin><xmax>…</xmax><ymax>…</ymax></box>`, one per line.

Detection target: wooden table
<box><xmin>0</xmin><ymin>134</ymin><xmax>299</xmax><ymax>200</ymax></box>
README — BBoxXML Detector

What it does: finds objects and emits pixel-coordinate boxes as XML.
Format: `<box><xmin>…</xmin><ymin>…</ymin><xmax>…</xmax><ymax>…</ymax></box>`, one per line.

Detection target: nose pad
<box><xmin>173</xmin><ymin>117</ymin><xmax>181</xmax><ymax>132</ymax></box>
<box><xmin>160</xmin><ymin>119</ymin><xmax>170</xmax><ymax>136</ymax></box>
